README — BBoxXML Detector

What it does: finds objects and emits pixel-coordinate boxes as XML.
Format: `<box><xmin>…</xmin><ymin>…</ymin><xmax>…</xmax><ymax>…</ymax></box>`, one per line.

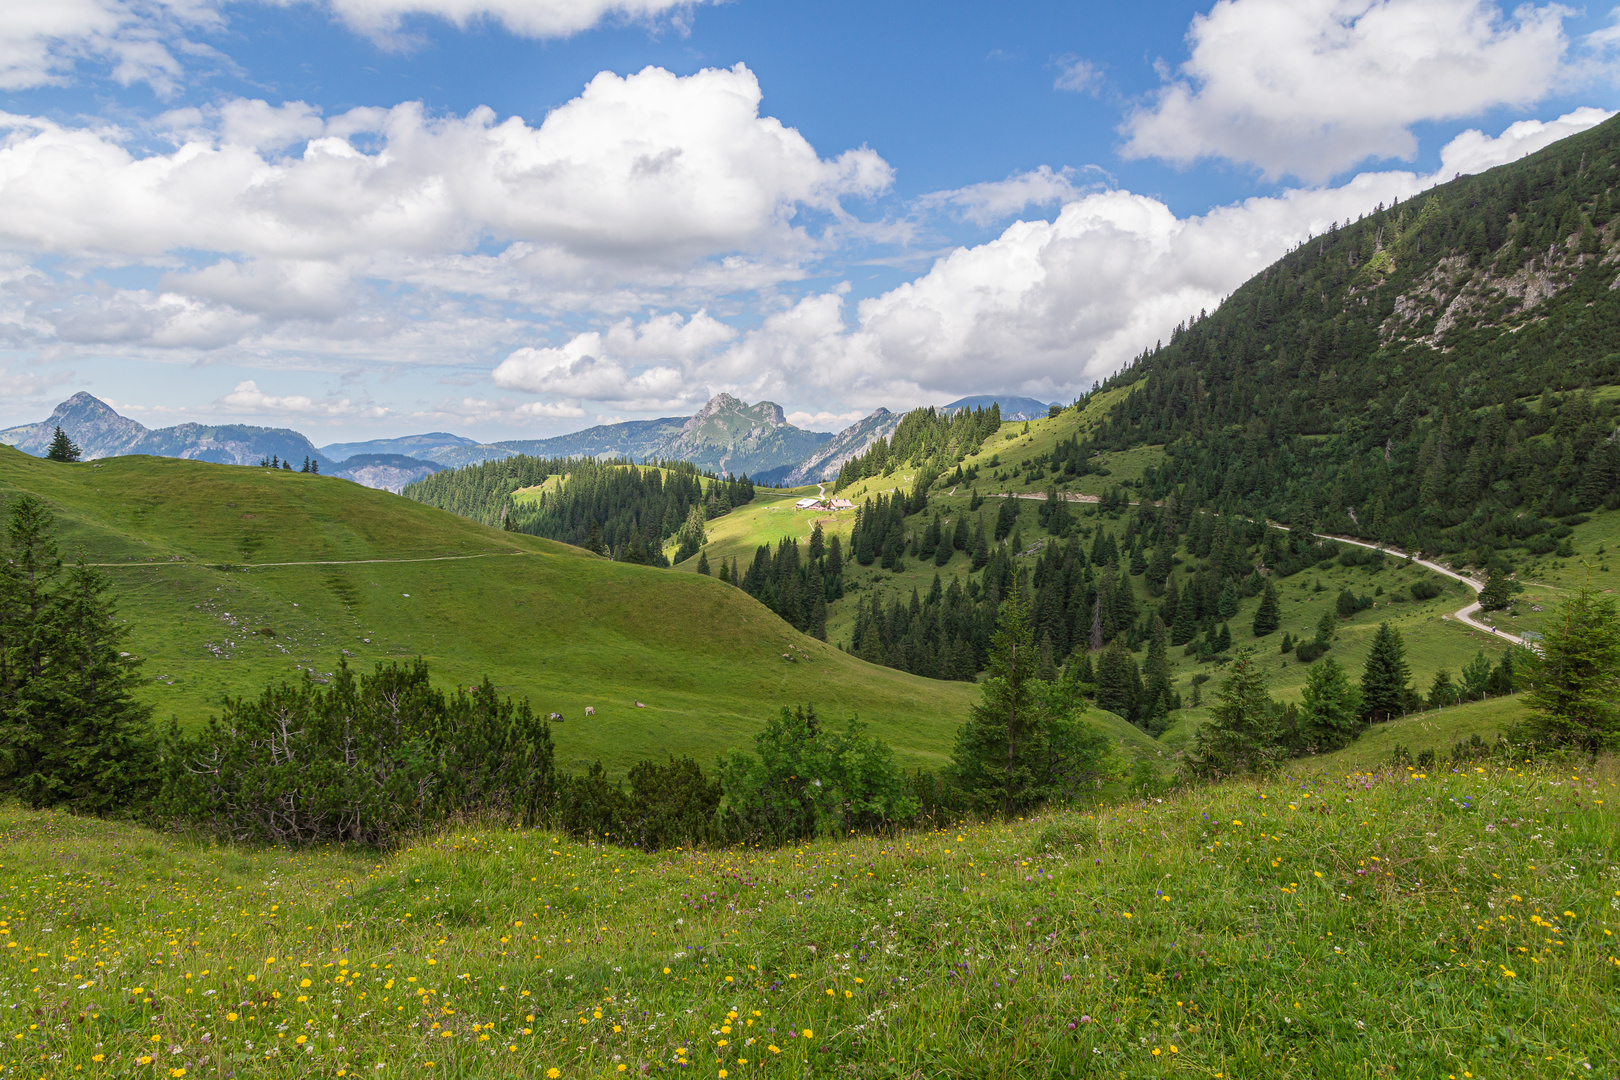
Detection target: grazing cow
<box><xmin>634</xmin><ymin>701</ymin><xmax>646</xmax><ymax>708</ymax></box>
<box><xmin>584</xmin><ymin>706</ymin><xmax>596</xmax><ymax>716</ymax></box>
<box><xmin>548</xmin><ymin>712</ymin><xmax>564</xmax><ymax>722</ymax></box>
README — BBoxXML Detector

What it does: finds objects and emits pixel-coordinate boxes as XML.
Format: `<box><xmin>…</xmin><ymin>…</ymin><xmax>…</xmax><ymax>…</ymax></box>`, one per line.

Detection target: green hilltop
<box><xmin>0</xmin><ymin>445</ymin><xmax>975</xmax><ymax>774</ymax></box>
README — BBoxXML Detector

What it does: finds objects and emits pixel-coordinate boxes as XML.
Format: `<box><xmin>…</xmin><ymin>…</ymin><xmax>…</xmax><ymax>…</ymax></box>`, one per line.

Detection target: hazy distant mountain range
<box><xmin>2</xmin><ymin>390</ymin><xmax>1058</xmax><ymax>490</ymax></box>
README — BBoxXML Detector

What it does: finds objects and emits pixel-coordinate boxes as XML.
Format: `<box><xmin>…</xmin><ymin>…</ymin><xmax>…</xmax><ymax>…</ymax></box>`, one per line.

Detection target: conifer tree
<box><xmin>1252</xmin><ymin>579</ymin><xmax>1281</xmax><ymax>636</ymax></box>
<box><xmin>1314</xmin><ymin>608</ymin><xmax>1336</xmax><ymax>647</ymax></box>
<box><xmin>949</xmin><ymin>582</ymin><xmax>1046</xmax><ymax>817</ymax></box>
<box><xmin>1360</xmin><ymin>621</ymin><xmax>1411</xmax><ymax>722</ymax></box>
<box><xmin>1297</xmin><ymin>656</ymin><xmax>1363</xmax><ymax>752</ymax></box>
<box><xmin>1519</xmin><ymin>588</ymin><xmax>1620</xmax><ymax>753</ymax></box>
<box><xmin>696</xmin><ymin>550</ymin><xmax>710</xmax><ymax>576</ymax></box>
<box><xmin>1171</xmin><ymin>586</ymin><xmax>1198</xmax><ymax>646</ymax></box>
<box><xmin>1186</xmin><ymin>648</ymin><xmax>1278</xmax><ymax>779</ymax></box>
<box><xmin>1094</xmin><ymin>638</ymin><xmax>1140</xmax><ymax>721</ymax></box>
<box><xmin>1478</xmin><ymin>568</ymin><xmax>1516</xmax><ymax>611</ymax></box>
<box><xmin>1140</xmin><ymin>619</ymin><xmax>1173</xmax><ymax>727</ymax></box>
<box><xmin>0</xmin><ymin>496</ymin><xmax>155</xmax><ymax>814</ymax></box>
<box><xmin>44</xmin><ymin>426</ymin><xmax>80</xmax><ymax>463</ymax></box>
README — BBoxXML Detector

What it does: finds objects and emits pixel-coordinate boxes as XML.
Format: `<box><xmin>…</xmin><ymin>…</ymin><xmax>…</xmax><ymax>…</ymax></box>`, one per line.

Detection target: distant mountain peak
<box><xmin>679</xmin><ymin>393</ymin><xmax>787</xmax><ymax>439</ymax></box>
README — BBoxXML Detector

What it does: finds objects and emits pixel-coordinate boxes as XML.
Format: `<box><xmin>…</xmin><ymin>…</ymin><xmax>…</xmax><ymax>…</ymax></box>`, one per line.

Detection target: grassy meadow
<box><xmin>0</xmin><ymin>750</ymin><xmax>1613</xmax><ymax>1079</ymax></box>
<box><xmin>0</xmin><ymin>447</ymin><xmax>975</xmax><ymax>775</ymax></box>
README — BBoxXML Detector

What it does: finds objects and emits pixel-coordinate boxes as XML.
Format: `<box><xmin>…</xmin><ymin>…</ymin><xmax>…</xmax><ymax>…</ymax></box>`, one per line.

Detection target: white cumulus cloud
<box><xmin>0</xmin><ymin>0</ymin><xmax>219</xmax><ymax>95</ymax></box>
<box><xmin>917</xmin><ymin>166</ymin><xmax>1095</xmax><ymax>226</ymax></box>
<box><xmin>318</xmin><ymin>0</ymin><xmax>714</xmax><ymax>42</ymax></box>
<box><xmin>0</xmin><ymin>65</ymin><xmax>890</xmax><ymax>357</ymax></box>
<box><xmin>1122</xmin><ymin>0</ymin><xmax>1577</xmax><ymax>181</ymax></box>
<box><xmin>696</xmin><ymin>109</ymin><xmax>1616</xmax><ymax>412</ymax></box>
<box><xmin>218</xmin><ymin>379</ymin><xmax>390</xmax><ymax>418</ymax></box>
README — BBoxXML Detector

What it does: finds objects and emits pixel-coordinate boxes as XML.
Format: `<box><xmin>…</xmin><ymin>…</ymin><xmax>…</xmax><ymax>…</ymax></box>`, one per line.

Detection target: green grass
<box><xmin>3</xmin><ymin>756</ymin><xmax>1615</xmax><ymax>1078</ymax></box>
<box><xmin>1307</xmin><ymin>695</ymin><xmax>1530</xmax><ymax>772</ymax></box>
<box><xmin>0</xmin><ymin>447</ymin><xmax>976</xmax><ymax>775</ymax></box>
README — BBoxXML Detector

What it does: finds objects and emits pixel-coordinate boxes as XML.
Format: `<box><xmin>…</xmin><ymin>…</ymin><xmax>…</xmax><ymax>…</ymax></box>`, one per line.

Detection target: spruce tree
<box><xmin>1297</xmin><ymin>656</ymin><xmax>1363</xmax><ymax>752</ymax></box>
<box><xmin>1360</xmin><ymin>621</ymin><xmax>1411</xmax><ymax>722</ymax></box>
<box><xmin>1094</xmin><ymin>638</ymin><xmax>1140</xmax><ymax>721</ymax></box>
<box><xmin>44</xmin><ymin>426</ymin><xmax>80</xmax><ymax>463</ymax></box>
<box><xmin>949</xmin><ymin>582</ymin><xmax>1048</xmax><ymax>817</ymax></box>
<box><xmin>1186</xmin><ymin>648</ymin><xmax>1278</xmax><ymax>779</ymax></box>
<box><xmin>0</xmin><ymin>497</ymin><xmax>155</xmax><ymax>814</ymax></box>
<box><xmin>1519</xmin><ymin>588</ymin><xmax>1620</xmax><ymax>753</ymax></box>
<box><xmin>696</xmin><ymin>550</ymin><xmax>710</xmax><ymax>576</ymax></box>
<box><xmin>1478</xmin><ymin>569</ymin><xmax>1515</xmax><ymax>611</ymax></box>
<box><xmin>1314</xmin><ymin>608</ymin><xmax>1336</xmax><ymax>647</ymax></box>
<box><xmin>1252</xmin><ymin>579</ymin><xmax>1281</xmax><ymax>636</ymax></box>
<box><xmin>1140</xmin><ymin>619</ymin><xmax>1172</xmax><ymax>726</ymax></box>
<box><xmin>1171</xmin><ymin>586</ymin><xmax>1198</xmax><ymax>646</ymax></box>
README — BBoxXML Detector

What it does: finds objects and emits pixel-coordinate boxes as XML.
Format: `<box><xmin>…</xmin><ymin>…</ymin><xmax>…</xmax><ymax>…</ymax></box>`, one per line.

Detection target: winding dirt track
<box><xmin>986</xmin><ymin>490</ymin><xmax>1526</xmax><ymax>648</ymax></box>
<box><xmin>82</xmin><ymin>551</ymin><xmax>531</xmax><ymax>570</ymax></box>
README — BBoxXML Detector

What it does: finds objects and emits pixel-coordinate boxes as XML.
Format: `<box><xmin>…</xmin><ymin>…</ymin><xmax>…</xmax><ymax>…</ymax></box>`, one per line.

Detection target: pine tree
<box><xmin>1094</xmin><ymin>638</ymin><xmax>1140</xmax><ymax>721</ymax></box>
<box><xmin>1140</xmin><ymin>619</ymin><xmax>1172</xmax><ymax>727</ymax></box>
<box><xmin>0</xmin><ymin>497</ymin><xmax>155</xmax><ymax>814</ymax></box>
<box><xmin>1360</xmin><ymin>621</ymin><xmax>1411</xmax><ymax>722</ymax></box>
<box><xmin>1216</xmin><ymin>580</ymin><xmax>1239</xmax><ymax>620</ymax></box>
<box><xmin>1252</xmin><ymin>579</ymin><xmax>1281</xmax><ymax>636</ymax></box>
<box><xmin>1186</xmin><ymin>648</ymin><xmax>1278</xmax><ymax>779</ymax></box>
<box><xmin>1478</xmin><ymin>569</ymin><xmax>1516</xmax><ymax>611</ymax></box>
<box><xmin>1314</xmin><ymin>608</ymin><xmax>1336</xmax><ymax>647</ymax></box>
<box><xmin>949</xmin><ymin>582</ymin><xmax>1049</xmax><ymax>817</ymax></box>
<box><xmin>717</xmin><ymin>558</ymin><xmax>731</xmax><ymax>584</ymax></box>
<box><xmin>1171</xmin><ymin>586</ymin><xmax>1198</xmax><ymax>646</ymax></box>
<box><xmin>696</xmin><ymin>550</ymin><xmax>710</xmax><ymax>576</ymax></box>
<box><xmin>44</xmin><ymin>426</ymin><xmax>80</xmax><ymax>463</ymax></box>
<box><xmin>1297</xmin><ymin>656</ymin><xmax>1363</xmax><ymax>752</ymax></box>
<box><xmin>1519</xmin><ymin>588</ymin><xmax>1620</xmax><ymax>753</ymax></box>
<box><xmin>1146</xmin><ymin>541</ymin><xmax>1172</xmax><ymax>594</ymax></box>
<box><xmin>584</xmin><ymin>522</ymin><xmax>605</xmax><ymax>555</ymax></box>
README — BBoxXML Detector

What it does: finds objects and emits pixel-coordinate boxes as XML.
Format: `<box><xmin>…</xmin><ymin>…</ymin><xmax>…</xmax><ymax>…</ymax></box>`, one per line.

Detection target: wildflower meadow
<box><xmin>0</xmin><ymin>757</ymin><xmax>1614</xmax><ymax>1079</ymax></box>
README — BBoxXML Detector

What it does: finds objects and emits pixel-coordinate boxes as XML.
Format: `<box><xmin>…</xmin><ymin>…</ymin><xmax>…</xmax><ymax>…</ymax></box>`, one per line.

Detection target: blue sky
<box><xmin>1</xmin><ymin>0</ymin><xmax>1617</xmax><ymax>444</ymax></box>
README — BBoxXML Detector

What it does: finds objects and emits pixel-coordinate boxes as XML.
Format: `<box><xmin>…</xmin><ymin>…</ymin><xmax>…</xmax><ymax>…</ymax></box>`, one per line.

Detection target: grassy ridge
<box><xmin>1</xmin><ymin>754</ymin><xmax>1613</xmax><ymax>1077</ymax></box>
<box><xmin>0</xmin><ymin>447</ymin><xmax>976</xmax><ymax>773</ymax></box>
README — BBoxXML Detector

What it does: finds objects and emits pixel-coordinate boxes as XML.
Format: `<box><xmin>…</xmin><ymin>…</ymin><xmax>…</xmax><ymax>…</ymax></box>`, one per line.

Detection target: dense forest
<box><xmin>403</xmin><ymin>456</ymin><xmax>755</xmax><ymax>564</ymax></box>
<box><xmin>1088</xmin><ymin>112</ymin><xmax>1620</xmax><ymax>565</ymax></box>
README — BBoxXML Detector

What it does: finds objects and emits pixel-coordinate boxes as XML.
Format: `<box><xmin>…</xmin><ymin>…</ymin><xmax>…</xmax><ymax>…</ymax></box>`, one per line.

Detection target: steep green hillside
<box><xmin>0</xmin><ymin>446</ymin><xmax>976</xmax><ymax>773</ymax></box>
<box><xmin>1091</xmin><ymin>113</ymin><xmax>1620</xmax><ymax>565</ymax></box>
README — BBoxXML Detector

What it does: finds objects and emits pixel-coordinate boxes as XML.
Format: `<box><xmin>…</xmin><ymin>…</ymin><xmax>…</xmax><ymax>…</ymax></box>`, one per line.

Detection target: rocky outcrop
<box><xmin>779</xmin><ymin>409</ymin><xmax>901</xmax><ymax>485</ymax></box>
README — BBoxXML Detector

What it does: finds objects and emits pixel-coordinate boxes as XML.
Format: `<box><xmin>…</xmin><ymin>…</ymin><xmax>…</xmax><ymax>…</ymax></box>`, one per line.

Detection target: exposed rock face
<box><xmin>1</xmin><ymin>393</ymin><xmax>327</xmax><ymax>467</ymax></box>
<box><xmin>630</xmin><ymin>394</ymin><xmax>822</xmax><ymax>478</ymax></box>
<box><xmin>1</xmin><ymin>392</ymin><xmax>147</xmax><ymax>458</ymax></box>
<box><xmin>327</xmin><ymin>454</ymin><xmax>444</xmax><ymax>493</ymax></box>
<box><xmin>779</xmin><ymin>409</ymin><xmax>902</xmax><ymax>485</ymax></box>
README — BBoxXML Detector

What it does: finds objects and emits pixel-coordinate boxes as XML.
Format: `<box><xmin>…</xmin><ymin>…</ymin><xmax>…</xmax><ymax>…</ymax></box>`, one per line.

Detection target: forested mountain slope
<box><xmin>1091</xmin><ymin>112</ymin><xmax>1620</xmax><ymax>565</ymax></box>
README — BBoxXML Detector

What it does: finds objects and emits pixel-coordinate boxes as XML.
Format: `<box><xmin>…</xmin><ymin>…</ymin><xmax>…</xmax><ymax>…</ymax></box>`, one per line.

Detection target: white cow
<box><xmin>584</xmin><ymin>706</ymin><xmax>596</xmax><ymax>716</ymax></box>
